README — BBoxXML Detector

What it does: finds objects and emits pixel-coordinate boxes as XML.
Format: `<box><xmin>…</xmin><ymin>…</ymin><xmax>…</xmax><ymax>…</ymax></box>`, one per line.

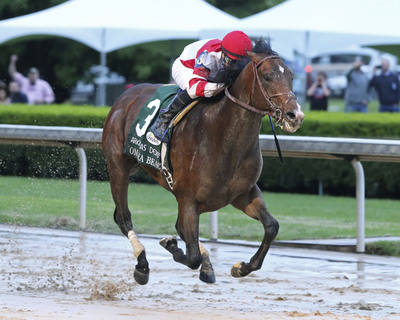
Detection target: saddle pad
<box><xmin>123</xmin><ymin>85</ymin><xmax>179</xmax><ymax>170</ymax></box>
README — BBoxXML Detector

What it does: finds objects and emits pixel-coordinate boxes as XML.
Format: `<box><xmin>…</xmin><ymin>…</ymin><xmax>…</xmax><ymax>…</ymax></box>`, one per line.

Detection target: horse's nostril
<box><xmin>286</xmin><ymin>112</ymin><xmax>296</xmax><ymax>120</ymax></box>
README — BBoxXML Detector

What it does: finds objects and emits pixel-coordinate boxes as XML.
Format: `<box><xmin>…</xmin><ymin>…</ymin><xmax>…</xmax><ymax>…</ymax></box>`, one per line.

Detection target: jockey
<box><xmin>150</xmin><ymin>30</ymin><xmax>253</xmax><ymax>142</ymax></box>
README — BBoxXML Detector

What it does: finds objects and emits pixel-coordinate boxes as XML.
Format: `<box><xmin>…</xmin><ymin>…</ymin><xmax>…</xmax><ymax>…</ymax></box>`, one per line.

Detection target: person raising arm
<box><xmin>9</xmin><ymin>54</ymin><xmax>55</xmax><ymax>105</ymax></box>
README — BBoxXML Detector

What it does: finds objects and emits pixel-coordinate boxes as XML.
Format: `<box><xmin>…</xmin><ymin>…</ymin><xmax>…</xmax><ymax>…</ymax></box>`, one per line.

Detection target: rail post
<box><xmin>351</xmin><ymin>158</ymin><xmax>365</xmax><ymax>253</ymax></box>
<box><xmin>75</xmin><ymin>147</ymin><xmax>87</xmax><ymax>230</ymax></box>
<box><xmin>210</xmin><ymin>211</ymin><xmax>218</xmax><ymax>240</ymax></box>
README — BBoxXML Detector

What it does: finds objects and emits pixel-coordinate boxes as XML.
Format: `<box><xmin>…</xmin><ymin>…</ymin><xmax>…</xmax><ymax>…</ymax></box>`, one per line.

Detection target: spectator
<box><xmin>0</xmin><ymin>84</ymin><xmax>10</xmax><ymax>105</ymax></box>
<box><xmin>9</xmin><ymin>81</ymin><xmax>28</xmax><ymax>104</ymax></box>
<box><xmin>307</xmin><ymin>71</ymin><xmax>331</xmax><ymax>111</ymax></box>
<box><xmin>8</xmin><ymin>54</ymin><xmax>55</xmax><ymax>105</ymax></box>
<box><xmin>369</xmin><ymin>58</ymin><xmax>399</xmax><ymax>112</ymax></box>
<box><xmin>345</xmin><ymin>58</ymin><xmax>370</xmax><ymax>112</ymax></box>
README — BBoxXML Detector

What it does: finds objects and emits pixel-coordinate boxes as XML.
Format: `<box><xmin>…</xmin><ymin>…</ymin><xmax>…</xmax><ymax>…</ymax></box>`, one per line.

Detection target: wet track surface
<box><xmin>0</xmin><ymin>224</ymin><xmax>399</xmax><ymax>319</ymax></box>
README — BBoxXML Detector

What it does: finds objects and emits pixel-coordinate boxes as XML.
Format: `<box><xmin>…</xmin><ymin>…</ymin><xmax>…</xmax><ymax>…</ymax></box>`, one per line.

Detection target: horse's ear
<box><xmin>247</xmin><ymin>51</ymin><xmax>261</xmax><ymax>63</ymax></box>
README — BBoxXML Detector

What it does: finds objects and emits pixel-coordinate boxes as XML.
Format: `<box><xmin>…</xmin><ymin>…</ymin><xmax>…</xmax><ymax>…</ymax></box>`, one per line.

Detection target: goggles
<box><xmin>222</xmin><ymin>54</ymin><xmax>234</xmax><ymax>66</ymax></box>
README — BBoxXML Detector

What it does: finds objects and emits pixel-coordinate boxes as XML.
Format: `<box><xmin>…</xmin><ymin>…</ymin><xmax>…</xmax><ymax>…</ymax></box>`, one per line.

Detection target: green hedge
<box><xmin>0</xmin><ymin>104</ymin><xmax>109</xmax><ymax>127</ymax></box>
<box><xmin>1</xmin><ymin>104</ymin><xmax>400</xmax><ymax>198</ymax></box>
<box><xmin>0</xmin><ymin>104</ymin><xmax>150</xmax><ymax>183</ymax></box>
<box><xmin>262</xmin><ymin>111</ymin><xmax>400</xmax><ymax>138</ymax></box>
<box><xmin>260</xmin><ymin>112</ymin><xmax>400</xmax><ymax>198</ymax></box>
<box><xmin>3</xmin><ymin>105</ymin><xmax>400</xmax><ymax>138</ymax></box>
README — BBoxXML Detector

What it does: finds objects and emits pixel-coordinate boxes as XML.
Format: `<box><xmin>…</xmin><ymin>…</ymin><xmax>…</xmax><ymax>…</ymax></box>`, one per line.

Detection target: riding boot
<box><xmin>150</xmin><ymin>89</ymin><xmax>193</xmax><ymax>142</ymax></box>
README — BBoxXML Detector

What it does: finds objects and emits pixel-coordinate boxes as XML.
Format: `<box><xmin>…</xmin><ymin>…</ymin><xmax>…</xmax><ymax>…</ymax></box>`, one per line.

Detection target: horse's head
<box><xmin>245</xmin><ymin>50</ymin><xmax>304</xmax><ymax>133</ymax></box>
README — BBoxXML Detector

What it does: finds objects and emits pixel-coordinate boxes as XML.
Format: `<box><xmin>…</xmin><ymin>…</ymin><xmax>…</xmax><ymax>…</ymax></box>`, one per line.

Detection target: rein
<box><xmin>224</xmin><ymin>86</ymin><xmax>268</xmax><ymax>116</ymax></box>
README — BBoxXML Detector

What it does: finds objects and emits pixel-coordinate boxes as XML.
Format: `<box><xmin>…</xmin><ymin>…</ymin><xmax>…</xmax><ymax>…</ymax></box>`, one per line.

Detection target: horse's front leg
<box><xmin>198</xmin><ymin>241</ymin><xmax>216</xmax><ymax>283</ymax></box>
<box><xmin>160</xmin><ymin>200</ymin><xmax>215</xmax><ymax>282</ymax></box>
<box><xmin>230</xmin><ymin>185</ymin><xmax>279</xmax><ymax>278</ymax></box>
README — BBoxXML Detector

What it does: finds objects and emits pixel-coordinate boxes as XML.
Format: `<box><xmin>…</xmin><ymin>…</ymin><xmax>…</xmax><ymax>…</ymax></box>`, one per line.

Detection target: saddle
<box><xmin>123</xmin><ymin>85</ymin><xmax>199</xmax><ymax>191</ymax></box>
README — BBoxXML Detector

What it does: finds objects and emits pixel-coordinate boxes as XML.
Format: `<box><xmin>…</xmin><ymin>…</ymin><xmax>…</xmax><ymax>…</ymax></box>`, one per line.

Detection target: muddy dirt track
<box><xmin>0</xmin><ymin>224</ymin><xmax>399</xmax><ymax>320</ymax></box>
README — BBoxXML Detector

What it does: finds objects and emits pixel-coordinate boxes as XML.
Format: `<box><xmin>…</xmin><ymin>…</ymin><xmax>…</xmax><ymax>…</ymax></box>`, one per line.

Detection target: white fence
<box><xmin>1</xmin><ymin>124</ymin><xmax>400</xmax><ymax>252</ymax></box>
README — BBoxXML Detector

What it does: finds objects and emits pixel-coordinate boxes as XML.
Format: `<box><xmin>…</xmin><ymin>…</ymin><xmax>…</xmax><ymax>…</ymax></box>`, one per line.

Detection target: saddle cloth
<box><xmin>123</xmin><ymin>85</ymin><xmax>198</xmax><ymax>176</ymax></box>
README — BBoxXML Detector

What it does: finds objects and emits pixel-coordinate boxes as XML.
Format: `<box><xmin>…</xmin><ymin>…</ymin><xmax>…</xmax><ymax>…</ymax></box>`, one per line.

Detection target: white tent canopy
<box><xmin>0</xmin><ymin>0</ymin><xmax>239</xmax><ymax>53</ymax></box>
<box><xmin>0</xmin><ymin>0</ymin><xmax>240</xmax><ymax>105</ymax></box>
<box><xmin>242</xmin><ymin>0</ymin><xmax>400</xmax><ymax>59</ymax></box>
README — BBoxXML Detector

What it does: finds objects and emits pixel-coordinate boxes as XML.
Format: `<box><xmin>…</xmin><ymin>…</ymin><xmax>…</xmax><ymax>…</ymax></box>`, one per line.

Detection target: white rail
<box><xmin>1</xmin><ymin>124</ymin><xmax>400</xmax><ymax>252</ymax></box>
<box><xmin>75</xmin><ymin>148</ymin><xmax>87</xmax><ymax>230</ymax></box>
<box><xmin>351</xmin><ymin>159</ymin><xmax>365</xmax><ymax>253</ymax></box>
<box><xmin>0</xmin><ymin>125</ymin><xmax>102</xmax><ymax>231</ymax></box>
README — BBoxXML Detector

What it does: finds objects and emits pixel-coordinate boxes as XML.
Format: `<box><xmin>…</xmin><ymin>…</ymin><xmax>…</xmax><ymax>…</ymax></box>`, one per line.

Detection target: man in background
<box><xmin>369</xmin><ymin>58</ymin><xmax>399</xmax><ymax>112</ymax></box>
<box><xmin>307</xmin><ymin>71</ymin><xmax>331</xmax><ymax>111</ymax></box>
<box><xmin>9</xmin><ymin>81</ymin><xmax>28</xmax><ymax>104</ymax></box>
<box><xmin>8</xmin><ymin>54</ymin><xmax>55</xmax><ymax>105</ymax></box>
<box><xmin>345</xmin><ymin>57</ymin><xmax>370</xmax><ymax>112</ymax></box>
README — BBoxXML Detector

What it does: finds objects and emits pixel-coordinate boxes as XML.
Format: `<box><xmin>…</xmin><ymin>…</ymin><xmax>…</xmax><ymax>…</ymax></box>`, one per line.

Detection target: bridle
<box><xmin>224</xmin><ymin>55</ymin><xmax>296</xmax><ymax>124</ymax></box>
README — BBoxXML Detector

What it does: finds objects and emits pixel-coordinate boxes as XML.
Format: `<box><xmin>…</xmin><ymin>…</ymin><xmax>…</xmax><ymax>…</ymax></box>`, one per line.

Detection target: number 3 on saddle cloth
<box><xmin>123</xmin><ymin>85</ymin><xmax>198</xmax><ymax>190</ymax></box>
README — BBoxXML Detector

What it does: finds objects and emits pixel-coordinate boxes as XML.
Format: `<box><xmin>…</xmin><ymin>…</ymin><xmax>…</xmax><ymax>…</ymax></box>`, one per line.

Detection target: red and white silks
<box><xmin>172</xmin><ymin>39</ymin><xmax>225</xmax><ymax>99</ymax></box>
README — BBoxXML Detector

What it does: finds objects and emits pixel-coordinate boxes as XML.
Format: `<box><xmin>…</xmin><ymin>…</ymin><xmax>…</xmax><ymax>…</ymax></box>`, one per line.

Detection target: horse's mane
<box><xmin>207</xmin><ymin>39</ymin><xmax>278</xmax><ymax>102</ymax></box>
<box><xmin>223</xmin><ymin>39</ymin><xmax>277</xmax><ymax>86</ymax></box>
<box><xmin>252</xmin><ymin>38</ymin><xmax>278</xmax><ymax>56</ymax></box>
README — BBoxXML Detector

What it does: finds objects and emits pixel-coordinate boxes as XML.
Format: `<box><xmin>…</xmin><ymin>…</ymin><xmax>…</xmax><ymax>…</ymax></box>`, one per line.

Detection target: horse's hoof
<box><xmin>231</xmin><ymin>261</ymin><xmax>250</xmax><ymax>278</ymax></box>
<box><xmin>159</xmin><ymin>237</ymin><xmax>168</xmax><ymax>248</ymax></box>
<box><xmin>159</xmin><ymin>237</ymin><xmax>177</xmax><ymax>250</ymax></box>
<box><xmin>199</xmin><ymin>270</ymin><xmax>216</xmax><ymax>284</ymax></box>
<box><xmin>134</xmin><ymin>267</ymin><xmax>149</xmax><ymax>285</ymax></box>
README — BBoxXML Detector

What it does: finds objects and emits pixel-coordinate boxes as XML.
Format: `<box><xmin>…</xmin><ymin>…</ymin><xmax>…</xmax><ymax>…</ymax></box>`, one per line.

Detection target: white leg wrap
<box><xmin>198</xmin><ymin>241</ymin><xmax>209</xmax><ymax>258</ymax></box>
<box><xmin>128</xmin><ymin>230</ymin><xmax>145</xmax><ymax>258</ymax></box>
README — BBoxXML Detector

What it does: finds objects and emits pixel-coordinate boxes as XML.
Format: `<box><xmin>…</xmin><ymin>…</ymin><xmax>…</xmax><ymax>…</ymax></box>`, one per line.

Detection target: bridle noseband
<box><xmin>225</xmin><ymin>55</ymin><xmax>296</xmax><ymax>123</ymax></box>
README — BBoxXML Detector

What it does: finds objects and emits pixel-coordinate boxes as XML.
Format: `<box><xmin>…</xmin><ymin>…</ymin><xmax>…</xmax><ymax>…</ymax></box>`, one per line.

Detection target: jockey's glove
<box><xmin>204</xmin><ymin>82</ymin><xmax>225</xmax><ymax>98</ymax></box>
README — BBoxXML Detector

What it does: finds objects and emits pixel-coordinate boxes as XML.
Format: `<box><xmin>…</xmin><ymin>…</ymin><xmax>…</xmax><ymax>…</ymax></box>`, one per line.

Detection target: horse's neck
<box><xmin>230</xmin><ymin>62</ymin><xmax>254</xmax><ymax>105</ymax></box>
<box><xmin>216</xmin><ymin>63</ymin><xmax>262</xmax><ymax>144</ymax></box>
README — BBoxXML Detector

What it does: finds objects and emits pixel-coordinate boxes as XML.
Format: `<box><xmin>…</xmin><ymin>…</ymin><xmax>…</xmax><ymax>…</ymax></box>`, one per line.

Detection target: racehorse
<box><xmin>102</xmin><ymin>41</ymin><xmax>304</xmax><ymax>285</ymax></box>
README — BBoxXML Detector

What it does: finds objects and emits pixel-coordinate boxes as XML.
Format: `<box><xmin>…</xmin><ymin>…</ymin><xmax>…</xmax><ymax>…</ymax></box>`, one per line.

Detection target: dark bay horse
<box><xmin>102</xmin><ymin>45</ymin><xmax>304</xmax><ymax>285</ymax></box>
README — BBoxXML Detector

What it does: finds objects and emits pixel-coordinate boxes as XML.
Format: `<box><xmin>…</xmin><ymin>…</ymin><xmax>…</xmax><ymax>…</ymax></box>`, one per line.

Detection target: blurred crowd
<box><xmin>307</xmin><ymin>57</ymin><xmax>400</xmax><ymax>112</ymax></box>
<box><xmin>0</xmin><ymin>54</ymin><xmax>55</xmax><ymax>105</ymax></box>
<box><xmin>1</xmin><ymin>52</ymin><xmax>399</xmax><ymax>113</ymax></box>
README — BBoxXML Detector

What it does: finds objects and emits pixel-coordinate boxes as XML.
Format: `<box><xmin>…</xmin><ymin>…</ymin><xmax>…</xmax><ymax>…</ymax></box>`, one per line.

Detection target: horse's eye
<box><xmin>263</xmin><ymin>74</ymin><xmax>272</xmax><ymax>81</ymax></box>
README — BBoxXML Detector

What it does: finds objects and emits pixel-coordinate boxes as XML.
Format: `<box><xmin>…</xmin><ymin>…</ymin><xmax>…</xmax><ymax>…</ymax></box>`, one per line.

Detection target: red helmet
<box><xmin>221</xmin><ymin>31</ymin><xmax>253</xmax><ymax>60</ymax></box>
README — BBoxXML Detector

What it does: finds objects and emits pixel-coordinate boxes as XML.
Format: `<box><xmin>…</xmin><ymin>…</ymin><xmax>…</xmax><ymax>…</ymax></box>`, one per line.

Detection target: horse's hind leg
<box><xmin>107</xmin><ymin>157</ymin><xmax>149</xmax><ymax>285</ymax></box>
<box><xmin>230</xmin><ymin>185</ymin><xmax>279</xmax><ymax>278</ymax></box>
